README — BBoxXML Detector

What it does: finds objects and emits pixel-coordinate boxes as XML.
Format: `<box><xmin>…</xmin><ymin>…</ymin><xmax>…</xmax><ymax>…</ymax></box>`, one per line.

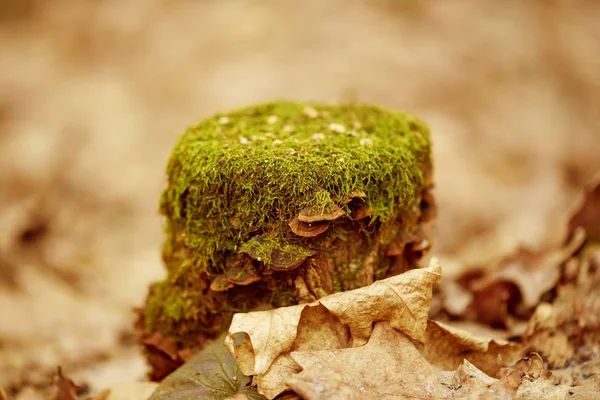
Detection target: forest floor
<box><xmin>1</xmin><ymin>1</ymin><xmax>599</xmax><ymax>399</ymax></box>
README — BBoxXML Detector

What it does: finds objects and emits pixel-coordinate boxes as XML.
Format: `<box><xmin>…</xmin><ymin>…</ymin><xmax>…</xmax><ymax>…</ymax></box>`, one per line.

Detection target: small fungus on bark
<box><xmin>288</xmin><ymin>217</ymin><xmax>331</xmax><ymax>237</ymax></box>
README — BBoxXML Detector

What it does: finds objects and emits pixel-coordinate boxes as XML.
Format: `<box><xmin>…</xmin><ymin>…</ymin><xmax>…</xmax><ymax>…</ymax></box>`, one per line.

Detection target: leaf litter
<box><xmin>151</xmin><ymin>181</ymin><xmax>600</xmax><ymax>399</ymax></box>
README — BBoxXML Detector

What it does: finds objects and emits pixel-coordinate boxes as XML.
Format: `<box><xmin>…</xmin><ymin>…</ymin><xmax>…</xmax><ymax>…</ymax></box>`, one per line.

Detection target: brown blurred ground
<box><xmin>0</xmin><ymin>0</ymin><xmax>599</xmax><ymax>398</ymax></box>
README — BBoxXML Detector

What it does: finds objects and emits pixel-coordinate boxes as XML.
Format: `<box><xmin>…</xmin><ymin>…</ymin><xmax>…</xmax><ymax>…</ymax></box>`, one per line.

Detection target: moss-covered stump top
<box><xmin>161</xmin><ymin>101</ymin><xmax>431</xmax><ymax>270</ymax></box>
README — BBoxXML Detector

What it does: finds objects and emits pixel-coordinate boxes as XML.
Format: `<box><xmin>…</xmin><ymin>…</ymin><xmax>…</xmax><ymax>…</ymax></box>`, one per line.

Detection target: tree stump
<box><xmin>138</xmin><ymin>101</ymin><xmax>435</xmax><ymax>380</ymax></box>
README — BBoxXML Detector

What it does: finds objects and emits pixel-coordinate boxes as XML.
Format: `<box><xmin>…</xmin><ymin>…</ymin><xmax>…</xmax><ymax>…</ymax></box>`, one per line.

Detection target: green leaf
<box><xmin>150</xmin><ymin>334</ymin><xmax>267</xmax><ymax>400</ymax></box>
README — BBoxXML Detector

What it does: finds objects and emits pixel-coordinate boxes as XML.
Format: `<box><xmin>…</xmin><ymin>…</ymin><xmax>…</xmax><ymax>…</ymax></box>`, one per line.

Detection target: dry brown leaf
<box><xmin>455</xmin><ymin>228</ymin><xmax>587</xmax><ymax>329</ymax></box>
<box><xmin>525</xmin><ymin>329</ymin><xmax>574</xmax><ymax>368</ymax></box>
<box><xmin>523</xmin><ymin>242</ymin><xmax>600</xmax><ymax>369</ymax></box>
<box><xmin>287</xmin><ymin>322</ymin><xmax>562</xmax><ymax>400</ymax></box>
<box><xmin>496</xmin><ymin>353</ymin><xmax>569</xmax><ymax>400</ymax></box>
<box><xmin>552</xmin><ymin>357</ymin><xmax>600</xmax><ymax>400</ymax></box>
<box><xmin>223</xmin><ymin>240</ymin><xmax>600</xmax><ymax>399</ymax></box>
<box><xmin>287</xmin><ymin>322</ymin><xmax>442</xmax><ymax>399</ymax></box>
<box><xmin>319</xmin><ymin>264</ymin><xmax>442</xmax><ymax>345</ymax></box>
<box><xmin>53</xmin><ymin>367</ymin><xmax>83</xmax><ymax>400</ymax></box>
<box><xmin>474</xmin><ymin>228</ymin><xmax>585</xmax><ymax>311</ymax></box>
<box><xmin>225</xmin><ymin>264</ymin><xmax>441</xmax><ymax>398</ymax></box>
<box><xmin>141</xmin><ymin>332</ymin><xmax>180</xmax><ymax>361</ymax></box>
<box><xmin>254</xmin><ymin>305</ymin><xmax>350</xmax><ymax>399</ymax></box>
<box><xmin>226</xmin><ymin>305</ymin><xmax>306</xmax><ymax>376</ymax></box>
<box><xmin>420</xmin><ymin>320</ymin><xmax>523</xmax><ymax>376</ymax></box>
<box><xmin>568</xmin><ymin>180</ymin><xmax>600</xmax><ymax>241</ymax></box>
<box><xmin>514</xmin><ymin>378</ymin><xmax>570</xmax><ymax>400</ymax></box>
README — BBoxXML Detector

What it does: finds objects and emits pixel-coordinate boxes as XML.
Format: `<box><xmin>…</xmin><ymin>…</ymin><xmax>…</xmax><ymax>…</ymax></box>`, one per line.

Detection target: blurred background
<box><xmin>1</xmin><ymin>0</ymin><xmax>599</xmax><ymax>398</ymax></box>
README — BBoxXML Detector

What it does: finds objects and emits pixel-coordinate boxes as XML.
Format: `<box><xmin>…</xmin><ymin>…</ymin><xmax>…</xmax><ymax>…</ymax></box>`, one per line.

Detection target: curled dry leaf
<box><xmin>319</xmin><ymin>264</ymin><xmax>442</xmax><ymax>345</ymax></box>
<box><xmin>141</xmin><ymin>332</ymin><xmax>180</xmax><ymax>361</ymax></box>
<box><xmin>523</xmin><ymin>241</ymin><xmax>600</xmax><ymax>369</ymax></box>
<box><xmin>150</xmin><ymin>334</ymin><xmax>266</xmax><ymax>400</ymax></box>
<box><xmin>420</xmin><ymin>320</ymin><xmax>523</xmax><ymax>376</ymax></box>
<box><xmin>225</xmin><ymin>264</ymin><xmax>441</xmax><ymax>398</ymax></box>
<box><xmin>462</xmin><ymin>228</ymin><xmax>585</xmax><ymax>327</ymax></box>
<box><xmin>254</xmin><ymin>305</ymin><xmax>351</xmax><ymax>399</ymax></box>
<box><xmin>226</xmin><ymin>305</ymin><xmax>306</xmax><ymax>377</ymax></box>
<box><xmin>471</xmin><ymin>281</ymin><xmax>521</xmax><ymax>328</ymax></box>
<box><xmin>53</xmin><ymin>367</ymin><xmax>83</xmax><ymax>400</ymax></box>
<box><xmin>287</xmin><ymin>322</ymin><xmax>564</xmax><ymax>400</ymax></box>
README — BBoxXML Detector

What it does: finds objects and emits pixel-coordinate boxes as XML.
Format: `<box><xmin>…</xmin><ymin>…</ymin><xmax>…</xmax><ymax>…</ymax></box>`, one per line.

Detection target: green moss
<box><xmin>239</xmin><ymin>231</ymin><xmax>314</xmax><ymax>266</ymax></box>
<box><xmin>161</xmin><ymin>101</ymin><xmax>430</xmax><ymax>270</ymax></box>
<box><xmin>144</xmin><ymin>101</ymin><xmax>432</xmax><ymax>342</ymax></box>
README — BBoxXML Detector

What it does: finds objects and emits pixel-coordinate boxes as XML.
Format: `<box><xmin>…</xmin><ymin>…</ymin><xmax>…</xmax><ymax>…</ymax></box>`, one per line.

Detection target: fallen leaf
<box><xmin>552</xmin><ymin>357</ymin><xmax>600</xmax><ymax>400</ymax></box>
<box><xmin>494</xmin><ymin>228</ymin><xmax>585</xmax><ymax>309</ymax></box>
<box><xmin>420</xmin><ymin>320</ymin><xmax>523</xmax><ymax>376</ymax></box>
<box><xmin>254</xmin><ymin>304</ymin><xmax>350</xmax><ymax>398</ymax></box>
<box><xmin>523</xmin><ymin>241</ymin><xmax>600</xmax><ymax>368</ymax></box>
<box><xmin>150</xmin><ymin>334</ymin><xmax>266</xmax><ymax>400</ymax></box>
<box><xmin>221</xmin><ymin>236</ymin><xmax>600</xmax><ymax>399</ymax></box>
<box><xmin>226</xmin><ymin>305</ymin><xmax>306</xmax><ymax>377</ymax></box>
<box><xmin>225</xmin><ymin>263</ymin><xmax>441</xmax><ymax>398</ymax></box>
<box><xmin>471</xmin><ymin>281</ymin><xmax>521</xmax><ymax>328</ymax></box>
<box><xmin>319</xmin><ymin>265</ymin><xmax>442</xmax><ymax>345</ymax></box>
<box><xmin>142</xmin><ymin>332</ymin><xmax>180</xmax><ymax>361</ymax></box>
<box><xmin>53</xmin><ymin>367</ymin><xmax>84</xmax><ymax>400</ymax></box>
<box><xmin>461</xmin><ymin>228</ymin><xmax>585</xmax><ymax>327</ymax></box>
<box><xmin>287</xmin><ymin>322</ymin><xmax>561</xmax><ymax>400</ymax></box>
<box><xmin>514</xmin><ymin>378</ymin><xmax>570</xmax><ymax>400</ymax></box>
<box><xmin>568</xmin><ymin>180</ymin><xmax>600</xmax><ymax>241</ymax></box>
<box><xmin>139</xmin><ymin>327</ymin><xmax>188</xmax><ymax>381</ymax></box>
<box><xmin>286</xmin><ymin>322</ymin><xmax>443</xmax><ymax>399</ymax></box>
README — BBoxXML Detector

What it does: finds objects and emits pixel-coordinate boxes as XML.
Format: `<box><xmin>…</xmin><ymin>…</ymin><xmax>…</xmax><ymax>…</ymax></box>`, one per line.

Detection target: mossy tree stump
<box><xmin>139</xmin><ymin>102</ymin><xmax>435</xmax><ymax>379</ymax></box>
